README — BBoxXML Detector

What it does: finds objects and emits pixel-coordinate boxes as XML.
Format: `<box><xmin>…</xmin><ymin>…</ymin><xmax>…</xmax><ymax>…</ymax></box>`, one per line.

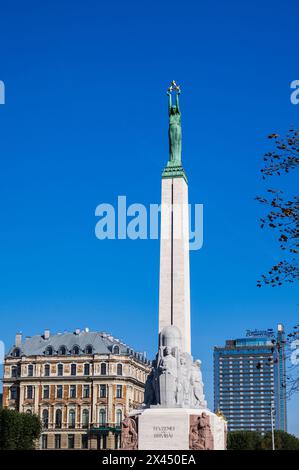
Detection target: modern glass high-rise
<box><xmin>214</xmin><ymin>324</ymin><xmax>287</xmax><ymax>433</ymax></box>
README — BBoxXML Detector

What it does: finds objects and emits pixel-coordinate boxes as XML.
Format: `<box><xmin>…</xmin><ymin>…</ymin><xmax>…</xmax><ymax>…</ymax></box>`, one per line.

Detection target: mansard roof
<box><xmin>6</xmin><ymin>329</ymin><xmax>148</xmax><ymax>364</ymax></box>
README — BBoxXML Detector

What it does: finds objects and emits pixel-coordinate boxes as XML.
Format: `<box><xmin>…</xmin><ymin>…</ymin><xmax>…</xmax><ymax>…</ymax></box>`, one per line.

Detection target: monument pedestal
<box><xmin>123</xmin><ymin>408</ymin><xmax>226</xmax><ymax>450</ymax></box>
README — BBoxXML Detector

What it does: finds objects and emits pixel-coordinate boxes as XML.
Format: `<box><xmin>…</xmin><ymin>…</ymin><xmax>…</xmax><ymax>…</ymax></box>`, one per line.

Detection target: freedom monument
<box><xmin>121</xmin><ymin>82</ymin><xmax>227</xmax><ymax>450</ymax></box>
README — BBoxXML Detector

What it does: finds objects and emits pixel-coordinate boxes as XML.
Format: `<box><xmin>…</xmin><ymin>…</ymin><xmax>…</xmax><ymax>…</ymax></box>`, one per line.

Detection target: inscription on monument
<box><xmin>153</xmin><ymin>425</ymin><xmax>175</xmax><ymax>439</ymax></box>
<box><xmin>138</xmin><ymin>411</ymin><xmax>189</xmax><ymax>450</ymax></box>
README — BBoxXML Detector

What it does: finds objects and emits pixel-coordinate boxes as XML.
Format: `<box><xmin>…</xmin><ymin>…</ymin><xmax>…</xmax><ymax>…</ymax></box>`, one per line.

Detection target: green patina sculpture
<box><xmin>167</xmin><ymin>83</ymin><xmax>182</xmax><ymax>165</ymax></box>
<box><xmin>162</xmin><ymin>81</ymin><xmax>187</xmax><ymax>182</ymax></box>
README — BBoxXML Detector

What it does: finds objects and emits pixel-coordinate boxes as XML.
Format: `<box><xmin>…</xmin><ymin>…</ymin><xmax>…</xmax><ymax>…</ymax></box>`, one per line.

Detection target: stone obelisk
<box><xmin>158</xmin><ymin>81</ymin><xmax>191</xmax><ymax>354</ymax></box>
<box><xmin>121</xmin><ymin>83</ymin><xmax>227</xmax><ymax>450</ymax></box>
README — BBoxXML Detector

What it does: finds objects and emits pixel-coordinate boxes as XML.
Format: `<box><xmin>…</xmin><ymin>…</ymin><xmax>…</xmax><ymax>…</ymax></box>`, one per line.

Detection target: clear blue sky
<box><xmin>0</xmin><ymin>0</ymin><xmax>298</xmax><ymax>434</ymax></box>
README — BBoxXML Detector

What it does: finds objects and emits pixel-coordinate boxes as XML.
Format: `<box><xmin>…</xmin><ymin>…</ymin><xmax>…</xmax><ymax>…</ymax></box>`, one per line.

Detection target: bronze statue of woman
<box><xmin>167</xmin><ymin>82</ymin><xmax>182</xmax><ymax>166</ymax></box>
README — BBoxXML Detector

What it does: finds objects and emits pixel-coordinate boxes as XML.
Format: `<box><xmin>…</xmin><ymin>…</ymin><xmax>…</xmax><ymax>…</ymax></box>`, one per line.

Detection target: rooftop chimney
<box><xmin>44</xmin><ymin>329</ymin><xmax>50</xmax><ymax>340</ymax></box>
<box><xmin>15</xmin><ymin>333</ymin><xmax>22</xmax><ymax>347</ymax></box>
<box><xmin>75</xmin><ymin>328</ymin><xmax>80</xmax><ymax>335</ymax></box>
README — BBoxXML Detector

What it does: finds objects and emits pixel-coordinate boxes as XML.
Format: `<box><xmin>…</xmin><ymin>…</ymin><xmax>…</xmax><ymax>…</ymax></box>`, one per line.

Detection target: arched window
<box><xmin>71</xmin><ymin>364</ymin><xmax>76</xmax><ymax>376</ymax></box>
<box><xmin>100</xmin><ymin>363</ymin><xmax>107</xmax><ymax>375</ymax></box>
<box><xmin>44</xmin><ymin>364</ymin><xmax>50</xmax><ymax>377</ymax></box>
<box><xmin>57</xmin><ymin>363</ymin><xmax>63</xmax><ymax>376</ymax></box>
<box><xmin>85</xmin><ymin>345</ymin><xmax>93</xmax><ymax>355</ymax></box>
<box><xmin>58</xmin><ymin>346</ymin><xmax>66</xmax><ymax>355</ymax></box>
<box><xmin>28</xmin><ymin>364</ymin><xmax>34</xmax><ymax>377</ymax></box>
<box><xmin>84</xmin><ymin>363</ymin><xmax>90</xmax><ymax>376</ymax></box>
<box><xmin>12</xmin><ymin>348</ymin><xmax>20</xmax><ymax>357</ymax></box>
<box><xmin>55</xmin><ymin>409</ymin><xmax>62</xmax><ymax>429</ymax></box>
<box><xmin>116</xmin><ymin>364</ymin><xmax>122</xmax><ymax>376</ymax></box>
<box><xmin>113</xmin><ymin>345</ymin><xmax>120</xmax><ymax>355</ymax></box>
<box><xmin>99</xmin><ymin>408</ymin><xmax>106</xmax><ymax>426</ymax></box>
<box><xmin>116</xmin><ymin>409</ymin><xmax>122</xmax><ymax>426</ymax></box>
<box><xmin>42</xmin><ymin>409</ymin><xmax>49</xmax><ymax>428</ymax></box>
<box><xmin>72</xmin><ymin>345</ymin><xmax>80</xmax><ymax>355</ymax></box>
<box><xmin>69</xmin><ymin>409</ymin><xmax>75</xmax><ymax>428</ymax></box>
<box><xmin>82</xmin><ymin>409</ymin><xmax>89</xmax><ymax>428</ymax></box>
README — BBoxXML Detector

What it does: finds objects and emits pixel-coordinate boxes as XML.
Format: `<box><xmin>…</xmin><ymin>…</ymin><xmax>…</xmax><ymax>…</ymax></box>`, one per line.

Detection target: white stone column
<box><xmin>19</xmin><ymin>384</ymin><xmax>25</xmax><ymax>412</ymax></box>
<box><xmin>92</xmin><ymin>384</ymin><xmax>97</xmax><ymax>424</ymax></box>
<box><xmin>158</xmin><ymin>176</ymin><xmax>191</xmax><ymax>353</ymax></box>
<box><xmin>108</xmin><ymin>384</ymin><xmax>114</xmax><ymax>423</ymax></box>
<box><xmin>34</xmin><ymin>384</ymin><xmax>39</xmax><ymax>414</ymax></box>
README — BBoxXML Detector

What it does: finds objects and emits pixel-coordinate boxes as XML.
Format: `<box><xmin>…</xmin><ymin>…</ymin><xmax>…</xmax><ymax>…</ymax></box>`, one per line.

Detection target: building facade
<box><xmin>3</xmin><ymin>328</ymin><xmax>151</xmax><ymax>449</ymax></box>
<box><xmin>214</xmin><ymin>324</ymin><xmax>287</xmax><ymax>434</ymax></box>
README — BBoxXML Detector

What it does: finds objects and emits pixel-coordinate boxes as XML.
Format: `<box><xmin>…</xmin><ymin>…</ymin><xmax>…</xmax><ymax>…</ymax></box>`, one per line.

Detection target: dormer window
<box><xmin>12</xmin><ymin>348</ymin><xmax>20</xmax><ymax>357</ymax></box>
<box><xmin>45</xmin><ymin>346</ymin><xmax>53</xmax><ymax>356</ymax></box>
<box><xmin>72</xmin><ymin>345</ymin><xmax>80</xmax><ymax>355</ymax></box>
<box><xmin>112</xmin><ymin>345</ymin><xmax>120</xmax><ymax>355</ymax></box>
<box><xmin>85</xmin><ymin>345</ymin><xmax>93</xmax><ymax>355</ymax></box>
<box><xmin>58</xmin><ymin>346</ymin><xmax>67</xmax><ymax>355</ymax></box>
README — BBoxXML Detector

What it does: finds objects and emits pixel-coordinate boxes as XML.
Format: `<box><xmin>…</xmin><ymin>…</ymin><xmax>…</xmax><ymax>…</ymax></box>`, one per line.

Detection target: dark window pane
<box><xmin>55</xmin><ymin>434</ymin><xmax>61</xmax><ymax>449</ymax></box>
<box><xmin>68</xmin><ymin>434</ymin><xmax>75</xmax><ymax>449</ymax></box>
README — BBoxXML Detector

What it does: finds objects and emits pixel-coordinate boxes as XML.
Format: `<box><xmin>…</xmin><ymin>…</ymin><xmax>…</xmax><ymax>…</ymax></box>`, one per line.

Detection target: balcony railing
<box><xmin>42</xmin><ymin>422</ymin><xmax>121</xmax><ymax>432</ymax></box>
<box><xmin>90</xmin><ymin>423</ymin><xmax>121</xmax><ymax>433</ymax></box>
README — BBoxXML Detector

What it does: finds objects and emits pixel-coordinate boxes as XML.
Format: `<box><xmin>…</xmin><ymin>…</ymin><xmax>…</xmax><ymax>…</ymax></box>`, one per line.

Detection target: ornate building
<box><xmin>2</xmin><ymin>328</ymin><xmax>151</xmax><ymax>449</ymax></box>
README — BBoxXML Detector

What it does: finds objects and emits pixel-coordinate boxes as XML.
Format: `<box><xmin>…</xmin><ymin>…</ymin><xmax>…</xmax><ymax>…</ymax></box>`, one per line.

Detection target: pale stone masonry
<box><xmin>158</xmin><ymin>176</ymin><xmax>191</xmax><ymax>354</ymax></box>
<box><xmin>3</xmin><ymin>329</ymin><xmax>151</xmax><ymax>450</ymax></box>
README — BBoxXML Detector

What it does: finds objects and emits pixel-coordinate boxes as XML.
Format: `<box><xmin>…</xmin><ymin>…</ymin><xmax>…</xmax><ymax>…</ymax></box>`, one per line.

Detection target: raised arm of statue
<box><xmin>176</xmin><ymin>90</ymin><xmax>181</xmax><ymax>113</ymax></box>
<box><xmin>167</xmin><ymin>91</ymin><xmax>172</xmax><ymax>115</ymax></box>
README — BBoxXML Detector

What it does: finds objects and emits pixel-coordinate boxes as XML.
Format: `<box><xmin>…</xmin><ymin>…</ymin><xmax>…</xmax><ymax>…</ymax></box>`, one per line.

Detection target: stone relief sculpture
<box><xmin>190</xmin><ymin>360</ymin><xmax>207</xmax><ymax>408</ymax></box>
<box><xmin>121</xmin><ymin>415</ymin><xmax>138</xmax><ymax>450</ymax></box>
<box><xmin>144</xmin><ymin>360</ymin><xmax>159</xmax><ymax>405</ymax></box>
<box><xmin>144</xmin><ymin>325</ymin><xmax>206</xmax><ymax>409</ymax></box>
<box><xmin>189</xmin><ymin>413</ymin><xmax>214</xmax><ymax>450</ymax></box>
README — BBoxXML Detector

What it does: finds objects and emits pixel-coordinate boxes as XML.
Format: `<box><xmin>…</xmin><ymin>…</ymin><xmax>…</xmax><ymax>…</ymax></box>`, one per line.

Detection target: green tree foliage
<box><xmin>261</xmin><ymin>430</ymin><xmax>299</xmax><ymax>450</ymax></box>
<box><xmin>0</xmin><ymin>408</ymin><xmax>41</xmax><ymax>450</ymax></box>
<box><xmin>228</xmin><ymin>430</ymin><xmax>299</xmax><ymax>450</ymax></box>
<box><xmin>227</xmin><ymin>431</ymin><xmax>263</xmax><ymax>450</ymax></box>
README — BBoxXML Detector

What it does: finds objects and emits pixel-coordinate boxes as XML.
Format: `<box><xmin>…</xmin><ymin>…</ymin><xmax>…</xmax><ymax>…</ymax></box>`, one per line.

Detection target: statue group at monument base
<box><xmin>122</xmin><ymin>408</ymin><xmax>227</xmax><ymax>450</ymax></box>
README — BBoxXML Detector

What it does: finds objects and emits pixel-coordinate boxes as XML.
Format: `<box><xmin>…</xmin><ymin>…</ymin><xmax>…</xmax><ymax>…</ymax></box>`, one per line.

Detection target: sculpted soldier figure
<box><xmin>158</xmin><ymin>346</ymin><xmax>178</xmax><ymax>406</ymax></box>
<box><xmin>178</xmin><ymin>353</ymin><xmax>191</xmax><ymax>406</ymax></box>
<box><xmin>144</xmin><ymin>360</ymin><xmax>160</xmax><ymax>406</ymax></box>
<box><xmin>190</xmin><ymin>359</ymin><xmax>206</xmax><ymax>408</ymax></box>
